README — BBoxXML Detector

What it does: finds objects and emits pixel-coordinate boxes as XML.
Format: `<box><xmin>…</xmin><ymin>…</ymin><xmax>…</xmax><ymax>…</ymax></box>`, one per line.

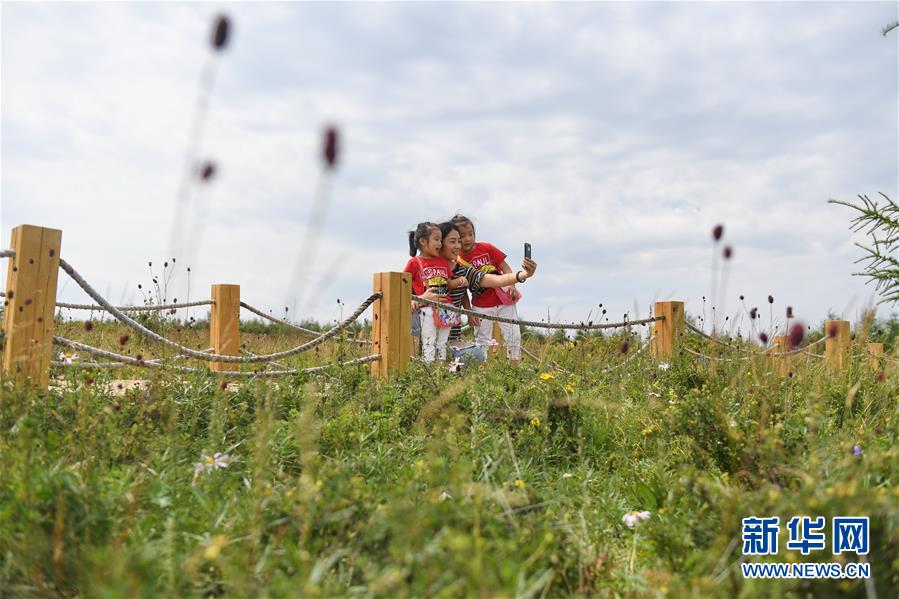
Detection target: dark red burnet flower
<box><xmin>712</xmin><ymin>224</ymin><xmax>724</xmax><ymax>242</ymax></box>
<box><xmin>119</xmin><ymin>333</ymin><xmax>130</xmax><ymax>346</ymax></box>
<box><xmin>750</xmin><ymin>308</ymin><xmax>758</xmax><ymax>319</ymax></box>
<box><xmin>84</xmin><ymin>320</ymin><xmax>94</xmax><ymax>332</ymax></box>
<box><xmin>768</xmin><ymin>295</ymin><xmax>774</xmax><ymax>304</ymax></box>
<box><xmin>620</xmin><ymin>340</ymin><xmax>629</xmax><ymax>355</ymax></box>
<box><xmin>759</xmin><ymin>332</ymin><xmax>769</xmax><ymax>344</ymax></box>
<box><xmin>788</xmin><ymin>322</ymin><xmax>805</xmax><ymax>348</ymax></box>
<box><xmin>200</xmin><ymin>161</ymin><xmax>217</xmax><ymax>181</ymax></box>
<box><xmin>723</xmin><ymin>246</ymin><xmax>733</xmax><ymax>259</ymax></box>
<box><xmin>212</xmin><ymin>15</ymin><xmax>230</xmax><ymax>51</ymax></box>
<box><xmin>786</xmin><ymin>306</ymin><xmax>793</xmax><ymax>319</ymax></box>
<box><xmin>828</xmin><ymin>322</ymin><xmax>839</xmax><ymax>338</ymax></box>
<box><xmin>323</xmin><ymin>126</ymin><xmax>339</xmax><ymax>169</ymax></box>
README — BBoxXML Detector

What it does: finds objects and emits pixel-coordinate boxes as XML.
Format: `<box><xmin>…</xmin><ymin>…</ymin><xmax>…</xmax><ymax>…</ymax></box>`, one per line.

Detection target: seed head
<box><xmin>119</xmin><ymin>333</ymin><xmax>130</xmax><ymax>346</ymax></box>
<box><xmin>768</xmin><ymin>295</ymin><xmax>774</xmax><ymax>304</ymax></box>
<box><xmin>828</xmin><ymin>322</ymin><xmax>839</xmax><ymax>338</ymax></box>
<box><xmin>712</xmin><ymin>224</ymin><xmax>724</xmax><ymax>242</ymax></box>
<box><xmin>113</xmin><ymin>402</ymin><xmax>122</xmax><ymax>412</ymax></box>
<box><xmin>212</xmin><ymin>15</ymin><xmax>230</xmax><ymax>51</ymax></box>
<box><xmin>739</xmin><ymin>295</ymin><xmax>744</xmax><ymax>301</ymax></box>
<box><xmin>84</xmin><ymin>320</ymin><xmax>94</xmax><ymax>332</ymax></box>
<box><xmin>200</xmin><ymin>161</ymin><xmax>217</xmax><ymax>181</ymax></box>
<box><xmin>875</xmin><ymin>371</ymin><xmax>885</xmax><ymax>383</ymax></box>
<box><xmin>788</xmin><ymin>322</ymin><xmax>804</xmax><ymax>348</ymax></box>
<box><xmin>750</xmin><ymin>308</ymin><xmax>757</xmax><ymax>319</ymax></box>
<box><xmin>759</xmin><ymin>332</ymin><xmax>768</xmax><ymax>344</ymax></box>
<box><xmin>619</xmin><ymin>340</ymin><xmax>629</xmax><ymax>355</ymax></box>
<box><xmin>786</xmin><ymin>306</ymin><xmax>793</xmax><ymax>318</ymax></box>
<box><xmin>323</xmin><ymin>126</ymin><xmax>339</xmax><ymax>169</ymax></box>
<box><xmin>723</xmin><ymin>246</ymin><xmax>733</xmax><ymax>259</ymax></box>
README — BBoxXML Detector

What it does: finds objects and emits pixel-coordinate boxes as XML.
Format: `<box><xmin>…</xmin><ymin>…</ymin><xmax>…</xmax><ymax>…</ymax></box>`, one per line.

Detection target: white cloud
<box><xmin>2</xmin><ymin>1</ymin><xmax>897</xmax><ymax>338</ymax></box>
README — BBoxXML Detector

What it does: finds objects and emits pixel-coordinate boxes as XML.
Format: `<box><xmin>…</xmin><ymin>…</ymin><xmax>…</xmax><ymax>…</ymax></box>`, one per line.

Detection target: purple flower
<box><xmin>712</xmin><ymin>224</ymin><xmax>724</xmax><ymax>242</ymax></box>
<box><xmin>852</xmin><ymin>444</ymin><xmax>863</xmax><ymax>456</ymax></box>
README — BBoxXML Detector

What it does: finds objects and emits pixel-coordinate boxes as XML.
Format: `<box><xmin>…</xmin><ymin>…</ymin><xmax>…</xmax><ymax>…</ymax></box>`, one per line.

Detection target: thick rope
<box><xmin>682</xmin><ymin>346</ymin><xmax>749</xmax><ymax>363</ymax></box>
<box><xmin>57</xmin><ymin>299</ymin><xmax>215</xmax><ymax>311</ymax></box>
<box><xmin>58</xmin><ymin>256</ymin><xmax>378</xmax><ymax>363</ymax></box>
<box><xmin>412</xmin><ymin>294</ymin><xmax>662</xmax><ymax>330</ymax></box>
<box><xmin>53</xmin><ymin>336</ymin><xmax>379</xmax><ymax>377</ymax></box>
<box><xmin>240</xmin><ymin>301</ymin><xmax>370</xmax><ymax>345</ymax></box>
<box><xmin>599</xmin><ymin>336</ymin><xmax>656</xmax><ymax>372</ymax></box>
<box><xmin>685</xmin><ymin>322</ymin><xmax>827</xmax><ymax>357</ymax></box>
<box><xmin>0</xmin><ymin>250</ymin><xmax>14</xmax><ymax>258</ymax></box>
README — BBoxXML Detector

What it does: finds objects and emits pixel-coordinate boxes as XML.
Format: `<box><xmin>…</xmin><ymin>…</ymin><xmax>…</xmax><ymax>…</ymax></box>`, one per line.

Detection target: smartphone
<box><xmin>524</xmin><ymin>243</ymin><xmax>532</xmax><ymax>259</ymax></box>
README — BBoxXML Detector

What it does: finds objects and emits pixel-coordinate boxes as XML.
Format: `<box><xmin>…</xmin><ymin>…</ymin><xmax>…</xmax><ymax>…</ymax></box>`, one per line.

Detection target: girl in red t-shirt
<box><xmin>403</xmin><ymin>222</ymin><xmax>466</xmax><ymax>362</ymax></box>
<box><xmin>450</xmin><ymin>214</ymin><xmax>523</xmax><ymax>364</ymax></box>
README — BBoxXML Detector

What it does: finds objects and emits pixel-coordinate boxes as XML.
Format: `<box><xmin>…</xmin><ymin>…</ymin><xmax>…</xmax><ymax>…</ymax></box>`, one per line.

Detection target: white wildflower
<box><xmin>622</xmin><ymin>510</ymin><xmax>652</xmax><ymax>527</ymax></box>
<box><xmin>438</xmin><ymin>490</ymin><xmax>453</xmax><ymax>501</ymax></box>
<box><xmin>59</xmin><ymin>351</ymin><xmax>78</xmax><ymax>365</ymax></box>
<box><xmin>192</xmin><ymin>452</ymin><xmax>231</xmax><ymax>484</ymax></box>
<box><xmin>448</xmin><ymin>358</ymin><xmax>463</xmax><ymax>373</ymax></box>
<box><xmin>561</xmin><ymin>472</ymin><xmax>574</xmax><ymax>479</ymax></box>
<box><xmin>658</xmin><ymin>362</ymin><xmax>670</xmax><ymax>371</ymax></box>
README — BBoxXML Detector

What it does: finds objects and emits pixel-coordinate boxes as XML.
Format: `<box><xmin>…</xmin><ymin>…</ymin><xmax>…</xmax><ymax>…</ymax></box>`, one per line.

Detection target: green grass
<box><xmin>0</xmin><ymin>328</ymin><xmax>896</xmax><ymax>597</ymax></box>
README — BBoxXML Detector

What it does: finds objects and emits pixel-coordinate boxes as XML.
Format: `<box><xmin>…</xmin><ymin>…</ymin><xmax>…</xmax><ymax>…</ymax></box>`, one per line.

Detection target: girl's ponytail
<box><xmin>409</xmin><ymin>222</ymin><xmax>438</xmax><ymax>256</ymax></box>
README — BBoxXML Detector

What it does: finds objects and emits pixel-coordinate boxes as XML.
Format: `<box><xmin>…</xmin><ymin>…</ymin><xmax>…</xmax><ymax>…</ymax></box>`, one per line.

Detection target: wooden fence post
<box><xmin>867</xmin><ymin>342</ymin><xmax>883</xmax><ymax>371</ymax></box>
<box><xmin>651</xmin><ymin>301</ymin><xmax>684</xmax><ymax>361</ymax></box>
<box><xmin>370</xmin><ymin>272</ymin><xmax>412</xmax><ymax>378</ymax></box>
<box><xmin>210</xmin><ymin>284</ymin><xmax>240</xmax><ymax>372</ymax></box>
<box><xmin>2</xmin><ymin>225</ymin><xmax>62</xmax><ymax>389</ymax></box>
<box><xmin>772</xmin><ymin>335</ymin><xmax>792</xmax><ymax>376</ymax></box>
<box><xmin>824</xmin><ymin>320</ymin><xmax>850</xmax><ymax>373</ymax></box>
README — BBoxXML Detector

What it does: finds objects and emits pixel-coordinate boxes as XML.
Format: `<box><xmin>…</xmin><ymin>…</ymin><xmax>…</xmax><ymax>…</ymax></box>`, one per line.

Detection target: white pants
<box><xmin>474</xmin><ymin>304</ymin><xmax>521</xmax><ymax>360</ymax></box>
<box><xmin>419</xmin><ymin>306</ymin><xmax>451</xmax><ymax>362</ymax></box>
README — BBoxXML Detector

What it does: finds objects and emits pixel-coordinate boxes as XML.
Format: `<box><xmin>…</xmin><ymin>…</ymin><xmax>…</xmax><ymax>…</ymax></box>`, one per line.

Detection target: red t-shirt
<box><xmin>458</xmin><ymin>242</ymin><xmax>507</xmax><ymax>308</ymax></box>
<box><xmin>403</xmin><ymin>256</ymin><xmax>452</xmax><ymax>297</ymax></box>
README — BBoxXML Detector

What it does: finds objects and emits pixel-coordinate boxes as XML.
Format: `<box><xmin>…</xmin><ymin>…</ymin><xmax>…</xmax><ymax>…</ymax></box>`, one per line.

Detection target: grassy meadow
<box><xmin>0</xmin><ymin>314</ymin><xmax>897</xmax><ymax>598</ymax></box>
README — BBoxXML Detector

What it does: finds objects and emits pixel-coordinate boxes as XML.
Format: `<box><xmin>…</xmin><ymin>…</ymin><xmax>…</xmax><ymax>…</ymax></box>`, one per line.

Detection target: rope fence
<box><xmin>412</xmin><ymin>294</ymin><xmax>663</xmax><ymax>330</ymax></box>
<box><xmin>685</xmin><ymin>322</ymin><xmax>828</xmax><ymax>357</ymax></box>
<box><xmin>240</xmin><ymin>301</ymin><xmax>370</xmax><ymax>345</ymax></box>
<box><xmin>58</xmin><ymin>256</ymin><xmax>378</xmax><ymax>364</ymax></box>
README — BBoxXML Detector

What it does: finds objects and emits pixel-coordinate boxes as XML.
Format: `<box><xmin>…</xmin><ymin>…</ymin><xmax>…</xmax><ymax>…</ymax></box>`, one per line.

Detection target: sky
<box><xmin>2</xmin><ymin>1</ymin><xmax>897</xmax><ymax>339</ymax></box>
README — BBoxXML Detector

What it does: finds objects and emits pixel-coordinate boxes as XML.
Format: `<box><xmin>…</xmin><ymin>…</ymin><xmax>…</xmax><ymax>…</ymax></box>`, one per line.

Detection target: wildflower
<box><xmin>514</xmin><ymin>479</ymin><xmax>526</xmax><ymax>489</ymax></box>
<box><xmin>200</xmin><ymin>161</ymin><xmax>217</xmax><ymax>181</ymax></box>
<box><xmin>759</xmin><ymin>332</ymin><xmax>768</xmax><ymax>344</ymax></box>
<box><xmin>658</xmin><ymin>362</ymin><xmax>670</xmax><ymax>371</ymax></box>
<box><xmin>875</xmin><ymin>370</ymin><xmax>885</xmax><ymax>383</ymax></box>
<box><xmin>620</xmin><ymin>340</ymin><xmax>629</xmax><ymax>355</ymax></box>
<box><xmin>530</xmin><ymin>417</ymin><xmax>541</xmax><ymax>427</ymax></box>
<box><xmin>561</xmin><ymin>472</ymin><xmax>574</xmax><ymax>479</ymax></box>
<box><xmin>739</xmin><ymin>294</ymin><xmax>744</xmax><ymax>301</ymax></box>
<box><xmin>768</xmin><ymin>295</ymin><xmax>774</xmax><ymax>304</ymax></box>
<box><xmin>641</xmin><ymin>426</ymin><xmax>653</xmax><ymax>436</ymax></box>
<box><xmin>59</xmin><ymin>351</ymin><xmax>78</xmax><ymax>365</ymax></box>
<box><xmin>211</xmin><ymin>15</ymin><xmax>230</xmax><ymax>51</ymax></box>
<box><xmin>438</xmin><ymin>490</ymin><xmax>452</xmax><ymax>501</ymax></box>
<box><xmin>786</xmin><ymin>306</ymin><xmax>793</xmax><ymax>319</ymax></box>
<box><xmin>539</xmin><ymin>372</ymin><xmax>555</xmax><ymax>381</ymax></box>
<box><xmin>193</xmin><ymin>452</ymin><xmax>231</xmax><ymax>483</ymax></box>
<box><xmin>749</xmin><ymin>308</ymin><xmax>758</xmax><ymax>319</ymax></box>
<box><xmin>788</xmin><ymin>322</ymin><xmax>805</xmax><ymax>348</ymax></box>
<box><xmin>622</xmin><ymin>511</ymin><xmax>651</xmax><ymax>527</ymax></box>
<box><xmin>119</xmin><ymin>333</ymin><xmax>130</xmax><ymax>346</ymax></box>
<box><xmin>448</xmin><ymin>358</ymin><xmax>463</xmax><ymax>373</ymax></box>
<box><xmin>564</xmin><ymin>383</ymin><xmax>575</xmax><ymax>393</ymax></box>
<box><xmin>723</xmin><ymin>246</ymin><xmax>733</xmax><ymax>259</ymax></box>
<box><xmin>712</xmin><ymin>224</ymin><xmax>724</xmax><ymax>241</ymax></box>
<box><xmin>486</xmin><ymin>338</ymin><xmax>500</xmax><ymax>347</ymax></box>
<box><xmin>852</xmin><ymin>444</ymin><xmax>863</xmax><ymax>456</ymax></box>
<box><xmin>322</xmin><ymin>126</ymin><xmax>339</xmax><ymax>169</ymax></box>
<box><xmin>84</xmin><ymin>320</ymin><xmax>94</xmax><ymax>332</ymax></box>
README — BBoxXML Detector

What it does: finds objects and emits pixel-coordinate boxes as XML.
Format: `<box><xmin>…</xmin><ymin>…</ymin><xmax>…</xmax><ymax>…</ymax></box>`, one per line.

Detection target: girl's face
<box><xmin>457</xmin><ymin>222</ymin><xmax>475</xmax><ymax>253</ymax></box>
<box><xmin>440</xmin><ymin>228</ymin><xmax>462</xmax><ymax>260</ymax></box>
<box><xmin>419</xmin><ymin>226</ymin><xmax>442</xmax><ymax>257</ymax></box>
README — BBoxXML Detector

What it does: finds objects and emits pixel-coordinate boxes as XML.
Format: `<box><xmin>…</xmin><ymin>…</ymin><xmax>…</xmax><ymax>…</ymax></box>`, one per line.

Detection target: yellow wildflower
<box><xmin>564</xmin><ymin>384</ymin><xmax>575</xmax><ymax>393</ymax></box>
<box><xmin>531</xmin><ymin>417</ymin><xmax>541</xmax><ymax>427</ymax></box>
<box><xmin>514</xmin><ymin>479</ymin><xmax>526</xmax><ymax>489</ymax></box>
<box><xmin>539</xmin><ymin>373</ymin><xmax>554</xmax><ymax>381</ymax></box>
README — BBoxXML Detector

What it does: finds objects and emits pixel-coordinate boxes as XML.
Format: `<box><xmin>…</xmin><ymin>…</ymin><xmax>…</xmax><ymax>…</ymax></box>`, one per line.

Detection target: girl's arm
<box><xmin>477</xmin><ymin>259</ymin><xmax>537</xmax><ymax>289</ymax></box>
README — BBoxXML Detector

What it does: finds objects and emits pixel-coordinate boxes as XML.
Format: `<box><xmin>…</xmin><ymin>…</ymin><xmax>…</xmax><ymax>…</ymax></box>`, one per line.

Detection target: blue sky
<box><xmin>2</xmin><ymin>2</ymin><xmax>897</xmax><ymax>337</ymax></box>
